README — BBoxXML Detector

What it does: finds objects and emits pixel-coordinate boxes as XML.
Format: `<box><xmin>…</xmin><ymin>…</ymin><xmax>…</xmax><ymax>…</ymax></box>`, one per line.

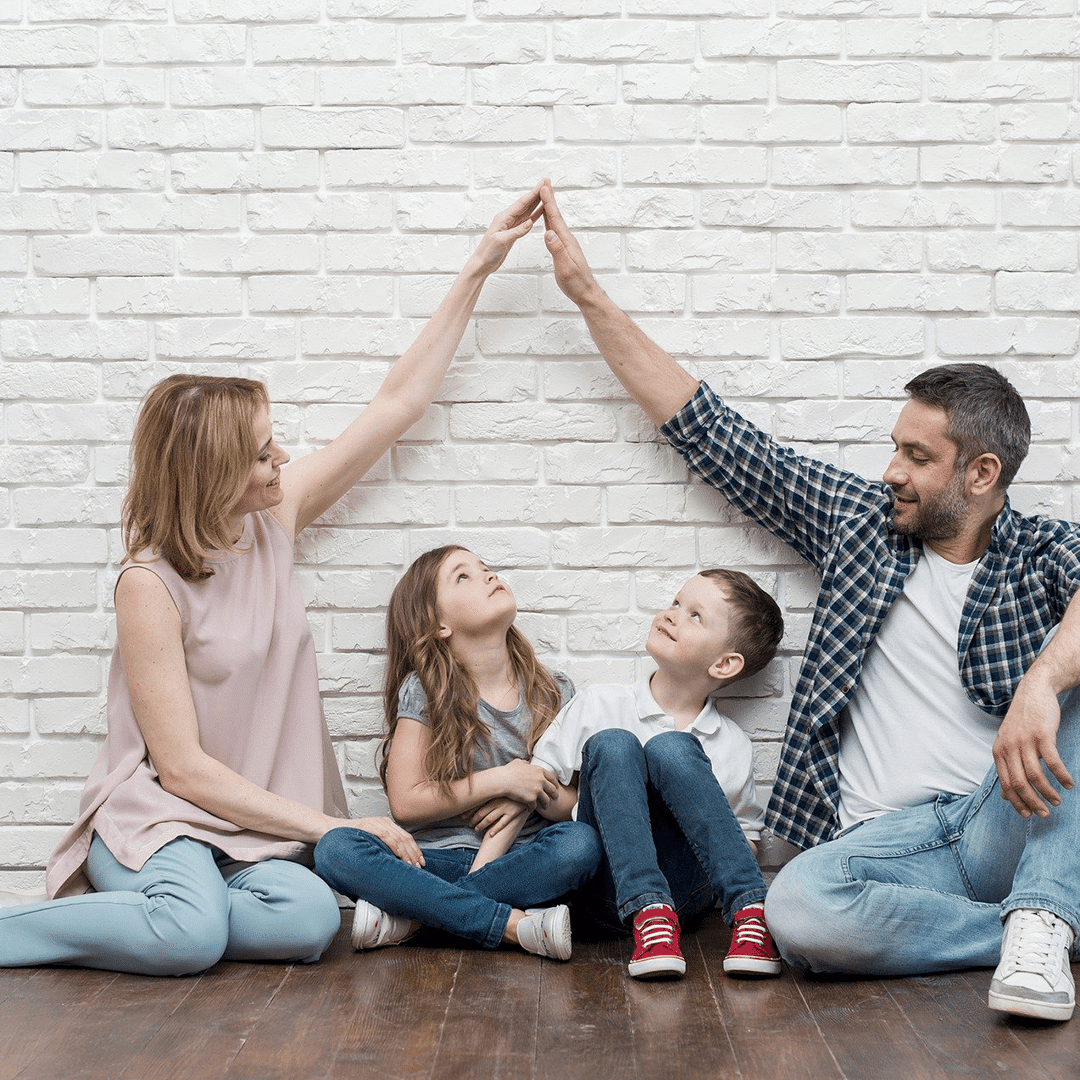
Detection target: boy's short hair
<box><xmin>699</xmin><ymin>568</ymin><xmax>784</xmax><ymax>680</ymax></box>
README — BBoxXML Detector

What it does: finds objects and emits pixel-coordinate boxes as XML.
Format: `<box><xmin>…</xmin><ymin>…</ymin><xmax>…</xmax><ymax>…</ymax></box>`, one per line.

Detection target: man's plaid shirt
<box><xmin>662</xmin><ymin>382</ymin><xmax>1080</xmax><ymax>852</ymax></box>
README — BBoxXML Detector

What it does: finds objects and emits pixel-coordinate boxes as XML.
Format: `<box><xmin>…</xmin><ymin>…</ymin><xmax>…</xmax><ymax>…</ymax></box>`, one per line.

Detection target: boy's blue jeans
<box><xmin>574</xmin><ymin>728</ymin><xmax>767</xmax><ymax>932</ymax></box>
<box><xmin>765</xmin><ymin>685</ymin><xmax>1080</xmax><ymax>975</ymax></box>
<box><xmin>315</xmin><ymin>820</ymin><xmax>601</xmax><ymax>949</ymax></box>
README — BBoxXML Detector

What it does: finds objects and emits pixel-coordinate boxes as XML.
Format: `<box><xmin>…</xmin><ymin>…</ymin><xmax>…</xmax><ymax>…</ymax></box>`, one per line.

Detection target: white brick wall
<box><xmin>2</xmin><ymin>1</ymin><xmax>1079</xmax><ymax>886</ymax></box>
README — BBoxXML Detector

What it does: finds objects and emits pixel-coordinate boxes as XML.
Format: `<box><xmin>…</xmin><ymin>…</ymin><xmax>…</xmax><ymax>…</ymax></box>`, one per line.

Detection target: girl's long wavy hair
<box><xmin>122</xmin><ymin>374</ymin><xmax>269</xmax><ymax>583</ymax></box>
<box><xmin>378</xmin><ymin>545</ymin><xmax>563</xmax><ymax>794</ymax></box>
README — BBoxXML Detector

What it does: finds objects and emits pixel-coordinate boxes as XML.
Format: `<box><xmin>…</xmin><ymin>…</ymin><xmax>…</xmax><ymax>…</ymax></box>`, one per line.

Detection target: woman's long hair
<box><xmin>122</xmin><ymin>374</ymin><xmax>269</xmax><ymax>583</ymax></box>
<box><xmin>378</xmin><ymin>545</ymin><xmax>563</xmax><ymax>794</ymax></box>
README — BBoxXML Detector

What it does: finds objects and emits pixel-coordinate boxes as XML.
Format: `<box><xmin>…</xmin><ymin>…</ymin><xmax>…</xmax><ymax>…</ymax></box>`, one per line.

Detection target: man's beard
<box><xmin>891</xmin><ymin>470</ymin><xmax>969</xmax><ymax>541</ymax></box>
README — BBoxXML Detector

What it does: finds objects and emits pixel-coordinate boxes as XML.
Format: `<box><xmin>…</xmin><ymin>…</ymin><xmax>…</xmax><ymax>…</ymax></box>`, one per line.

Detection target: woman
<box><xmin>0</xmin><ymin>185</ymin><xmax>545</xmax><ymax>976</ymax></box>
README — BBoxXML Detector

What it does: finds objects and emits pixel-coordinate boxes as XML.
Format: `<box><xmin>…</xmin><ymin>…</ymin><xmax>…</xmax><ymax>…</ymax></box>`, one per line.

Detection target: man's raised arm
<box><xmin>541</xmin><ymin>181</ymin><xmax>699</xmax><ymax>428</ymax></box>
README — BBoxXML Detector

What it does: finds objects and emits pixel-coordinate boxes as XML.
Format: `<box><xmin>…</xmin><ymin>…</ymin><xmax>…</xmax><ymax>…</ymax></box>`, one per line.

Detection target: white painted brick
<box><xmin>104</xmin><ymin>24</ymin><xmax>246</xmax><ymax>64</ymax></box>
<box><xmin>848</xmin><ymin>103</ymin><xmax>995</xmax><ymax>143</ymax></box>
<box><xmin>622</xmin><ymin>63</ymin><xmax>769</xmax><ymax>103</ymax></box>
<box><xmin>921</xmin><ymin>145</ymin><xmax>1070</xmax><ymax>184</ymax></box>
<box><xmin>1000</xmin><ymin>104</ymin><xmax>1080</xmax><ymax>141</ymax></box>
<box><xmin>402</xmin><ymin>527</ymin><xmax>549</xmax><ymax>568</ymax></box>
<box><xmin>20</xmin><ymin>150</ymin><xmax>164</xmax><ymax>191</ymax></box>
<box><xmin>847</xmin><ymin>18</ymin><xmax>992</xmax><ymax>56</ymax></box>
<box><xmin>22</xmin><ymin>69</ymin><xmax>164</xmax><ymax>107</ymax></box>
<box><xmin>700</xmin><ymin>105</ymin><xmax>842</xmax><ymax>143</ymax></box>
<box><xmin>778</xmin><ymin>61</ymin><xmax>921</xmax><ymax>102</ymax></box>
<box><xmin>996</xmin><ymin>273</ymin><xmax>1080</xmax><ymax>313</ymax></box>
<box><xmin>998</xmin><ymin>361</ymin><xmax>1080</xmax><ymax>398</ymax></box>
<box><xmin>449</xmin><ymin>403</ymin><xmax>617</xmax><ymax>442</ymax></box>
<box><xmin>0</xmin><ymin>611</ymin><xmax>23</xmax><ymax>654</ymax></box>
<box><xmin>247</xmin><ymin>193</ymin><xmax>392</xmax><ymax>232</ymax></box>
<box><xmin>0</xmin><ymin>280</ymin><xmax>88</xmax><ymax>316</ymax></box>
<box><xmin>29</xmin><ymin>0</ymin><xmax>167</xmax><ymax>16</ymax></box>
<box><xmin>294</xmin><ymin>527</ymin><xmax>405</xmax><ymax>568</ymax></box>
<box><xmin>775</xmin><ymin>400</ymin><xmax>897</xmax><ymax>442</ymax></box>
<box><xmin>401</xmin><ymin>274</ymin><xmax>537</xmax><ymax>317</ymax></box>
<box><xmin>847</xmin><ymin>274</ymin><xmax>991</xmax><ymax>313</ymax></box>
<box><xmin>0</xmin><ymin>194</ymin><xmax>90</xmax><ymax>232</ymax></box>
<box><xmin>332</xmin><ymin>0</ymin><xmax>466</xmax><ymax>14</ymax></box>
<box><xmin>173</xmin><ymin>68</ymin><xmax>316</xmax><ymax>108</ymax></box>
<box><xmin>510</xmin><ymin>569</ymin><xmax>630</xmax><ymax>612</ymax></box>
<box><xmin>302</xmin><ymin>317</ymin><xmax>468</xmax><ymax>359</ymax></box>
<box><xmin>0</xmin><ymin>27</ymin><xmax>98</xmax><ymax>66</ymax></box>
<box><xmin>108</xmin><ymin>110</ymin><xmax>255</xmax><ymax>151</ymax></box>
<box><xmin>553</xmin><ymin>526</ymin><xmax>697</xmax><ymax>569</ymax></box>
<box><xmin>472</xmin><ymin>148</ymin><xmax>617</xmax><ymax>190</ymax></box>
<box><xmin>554</xmin><ymin>105</ymin><xmax>696</xmax><ymax>143</ymax></box>
<box><xmin>454</xmin><ymin>486</ymin><xmax>601</xmax><ymax>526</ymax></box>
<box><xmin>554</xmin><ymin>20</ymin><xmax>695</xmax><ymax>62</ymax></box>
<box><xmin>253</xmin><ymin>24</ymin><xmax>396</xmax><ymax>63</ymax></box>
<box><xmin>97</xmin><ymin>277</ymin><xmax>242</xmax><ymax>317</ymax></box>
<box><xmin>0</xmin><ymin>242</ymin><xmax>29</xmax><ymax>274</ymax></box>
<box><xmin>928</xmin><ymin>61</ymin><xmax>1073</xmax><ymax>101</ymax></box>
<box><xmin>394</xmin><ymin>444</ymin><xmax>539</xmax><ymax>483</ymax></box>
<box><xmin>544</xmin><ymin>443</ymin><xmax>686</xmax><ymax>486</ymax></box>
<box><xmin>13</xmin><ymin>488</ymin><xmax>121</xmax><ymax>527</ymax></box>
<box><xmin>606</xmin><ymin>484</ymin><xmax>745</xmax><ymax>527</ymax></box>
<box><xmin>702</xmin><ymin>19</ymin><xmax>841</xmax><ymax>58</ymax></box>
<box><xmin>774</xmin><ymin>147</ymin><xmax>918</xmax><ymax>186</ymax></box>
<box><xmin>319</xmin><ymin>66</ymin><xmax>467</xmax><ymax>106</ymax></box>
<box><xmin>176</xmin><ymin>0</ymin><xmax>320</xmax><ymax>20</ymax></box>
<box><xmin>249</xmin><ymin>275</ymin><xmax>391</xmax><ymax>316</ymax></box>
<box><xmin>0</xmin><ymin>700</ymin><xmax>30</xmax><ymax>735</ymax></box>
<box><xmin>264</xmin><ymin>361</ymin><xmax>388</xmax><ymax>404</ymax></box>
<box><xmin>849</xmin><ymin>190</ymin><xmax>995</xmax><ymax>228</ymax></box>
<box><xmin>532</xmin><ymin>189</ymin><xmax>693</xmax><ymax>230</ymax></box>
<box><xmin>156</xmin><ymin>318</ymin><xmax>295</xmax><ymax>361</ymax></box>
<box><xmin>626</xmin><ymin>232</ymin><xmax>770</xmax><ymax>273</ymax></box>
<box><xmin>927</xmin><ymin>233</ymin><xmax>1077</xmax><ymax>272</ymax></box>
<box><xmin>439</xmin><ymin>361</ymin><xmax>537</xmax><ymax>402</ymax></box>
<box><xmin>402</xmin><ymin>23</ymin><xmax>544</xmax><ymax>64</ymax></box>
<box><xmin>2</xmin><ymin>320</ymin><xmax>149</xmax><ymax>361</ymax></box>
<box><xmin>29</xmin><ymin>614</ymin><xmax>112</xmax><ymax>652</ymax></box>
<box><xmin>179</xmin><ymin>236</ymin><xmax>319</xmax><ymax>275</ymax></box>
<box><xmin>694</xmin><ymin>274</ymin><xmax>841</xmax><ymax>314</ymax></box>
<box><xmin>7</xmin><ymin>403</ymin><xmax>136</xmax><ymax>444</ymax></box>
<box><xmin>171</xmin><ymin>151</ymin><xmax>319</xmax><ymax>192</ymax></box>
<box><xmin>409</xmin><ymin>106</ymin><xmax>546</xmax><ymax>143</ymax></box>
<box><xmin>701</xmin><ymin>191</ymin><xmax>841</xmax><ymax>229</ymax></box>
<box><xmin>781</xmin><ymin>318</ymin><xmax>924</xmax><ymax>360</ymax></box>
<box><xmin>936</xmin><ymin>318</ymin><xmax>1079</xmax><ymax>358</ymax></box>
<box><xmin>97</xmin><ymin>194</ymin><xmax>241</xmax><ymax>233</ymax></box>
<box><xmin>262</xmin><ymin>107</ymin><xmax>403</xmax><ymax>149</ymax></box>
<box><xmin>999</xmin><ymin>19</ymin><xmax>1080</xmax><ymax>57</ymax></box>
<box><xmin>776</xmin><ymin>234</ymin><xmax>922</xmax><ymax>273</ymax></box>
<box><xmin>0</xmin><ymin>110</ymin><xmax>99</xmax><ymax>151</ymax></box>
<box><xmin>0</xmin><ymin>72</ymin><xmax>14</xmax><ymax>107</ymax></box>
<box><xmin>324</xmin><ymin>148</ymin><xmax>469</xmax><ymax>188</ymax></box>
<box><xmin>34</xmin><ymin>236</ymin><xmax>172</xmax><ymax>277</ymax></box>
<box><xmin>622</xmin><ymin>147</ymin><xmax>766</xmax><ymax>186</ymax></box>
<box><xmin>472</xmin><ymin>0</ymin><xmax>616</xmax><ymax>15</ymax></box>
<box><xmin>315</xmin><ymin>486</ymin><xmax>451</xmax><ymax>529</ymax></box>
<box><xmin>929</xmin><ymin>0</ymin><xmax>1072</xmax><ymax>12</ymax></box>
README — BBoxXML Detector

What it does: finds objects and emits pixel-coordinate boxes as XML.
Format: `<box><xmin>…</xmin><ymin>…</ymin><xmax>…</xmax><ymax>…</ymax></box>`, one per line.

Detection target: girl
<box><xmin>0</xmin><ymin>187</ymin><xmax>544</xmax><ymax>976</ymax></box>
<box><xmin>315</xmin><ymin>546</ymin><xmax>601</xmax><ymax>959</ymax></box>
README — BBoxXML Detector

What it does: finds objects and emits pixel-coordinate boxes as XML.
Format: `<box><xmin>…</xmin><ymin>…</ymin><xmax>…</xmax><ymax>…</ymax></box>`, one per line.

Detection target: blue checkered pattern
<box><xmin>662</xmin><ymin>382</ymin><xmax>1080</xmax><ymax>851</ymax></box>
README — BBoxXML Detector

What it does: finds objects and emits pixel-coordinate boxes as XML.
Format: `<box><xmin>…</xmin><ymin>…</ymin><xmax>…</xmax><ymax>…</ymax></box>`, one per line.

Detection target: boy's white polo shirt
<box><xmin>532</xmin><ymin>674</ymin><xmax>765</xmax><ymax>842</ymax></box>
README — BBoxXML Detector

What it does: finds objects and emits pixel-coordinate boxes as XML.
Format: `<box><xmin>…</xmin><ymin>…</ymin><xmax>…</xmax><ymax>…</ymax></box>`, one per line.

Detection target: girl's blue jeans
<box><xmin>574</xmin><ymin>728</ymin><xmax>767</xmax><ymax>933</ymax></box>
<box><xmin>0</xmin><ymin>833</ymin><xmax>341</xmax><ymax>976</ymax></box>
<box><xmin>765</xmin><ymin>685</ymin><xmax>1080</xmax><ymax>975</ymax></box>
<box><xmin>314</xmin><ymin>820</ymin><xmax>601</xmax><ymax>949</ymax></box>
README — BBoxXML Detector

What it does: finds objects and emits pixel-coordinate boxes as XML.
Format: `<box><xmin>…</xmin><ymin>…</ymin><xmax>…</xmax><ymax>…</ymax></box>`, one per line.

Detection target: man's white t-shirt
<box><xmin>837</xmin><ymin>543</ymin><xmax>1000</xmax><ymax>831</ymax></box>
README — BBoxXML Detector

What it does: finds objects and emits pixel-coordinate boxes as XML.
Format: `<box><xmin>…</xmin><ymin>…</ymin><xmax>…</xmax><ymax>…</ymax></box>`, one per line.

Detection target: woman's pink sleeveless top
<box><xmin>46</xmin><ymin>510</ymin><xmax>348</xmax><ymax>898</ymax></box>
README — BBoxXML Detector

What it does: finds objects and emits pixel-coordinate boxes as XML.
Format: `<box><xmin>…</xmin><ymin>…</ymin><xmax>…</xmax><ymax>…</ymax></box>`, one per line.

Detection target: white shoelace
<box><xmin>638</xmin><ymin>912</ymin><xmax>677</xmax><ymax>950</ymax></box>
<box><xmin>732</xmin><ymin>914</ymin><xmax>769</xmax><ymax>949</ymax></box>
<box><xmin>1000</xmin><ymin>910</ymin><xmax>1071</xmax><ymax>980</ymax></box>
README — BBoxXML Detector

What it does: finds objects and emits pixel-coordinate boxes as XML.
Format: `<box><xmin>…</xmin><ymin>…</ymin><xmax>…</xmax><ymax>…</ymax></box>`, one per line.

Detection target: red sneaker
<box><xmin>628</xmin><ymin>904</ymin><xmax>685</xmax><ymax>979</ymax></box>
<box><xmin>724</xmin><ymin>905</ymin><xmax>782</xmax><ymax>976</ymax></box>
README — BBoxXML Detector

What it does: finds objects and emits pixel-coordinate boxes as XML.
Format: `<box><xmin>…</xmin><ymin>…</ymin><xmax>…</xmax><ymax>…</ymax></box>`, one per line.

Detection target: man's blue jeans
<box><xmin>575</xmin><ymin>728</ymin><xmax>767</xmax><ymax>933</ymax></box>
<box><xmin>765</xmin><ymin>686</ymin><xmax>1080</xmax><ymax>975</ymax></box>
<box><xmin>314</xmin><ymin>820</ymin><xmax>601</xmax><ymax>949</ymax></box>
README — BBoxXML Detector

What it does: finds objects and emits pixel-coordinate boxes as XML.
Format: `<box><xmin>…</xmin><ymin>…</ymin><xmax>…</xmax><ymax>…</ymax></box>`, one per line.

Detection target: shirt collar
<box><xmin>632</xmin><ymin>672</ymin><xmax>724</xmax><ymax>733</ymax></box>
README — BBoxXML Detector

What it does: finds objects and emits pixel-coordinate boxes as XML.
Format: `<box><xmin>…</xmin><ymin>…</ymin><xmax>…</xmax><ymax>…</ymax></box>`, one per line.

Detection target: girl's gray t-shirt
<box><xmin>396</xmin><ymin>670</ymin><xmax>573</xmax><ymax>850</ymax></box>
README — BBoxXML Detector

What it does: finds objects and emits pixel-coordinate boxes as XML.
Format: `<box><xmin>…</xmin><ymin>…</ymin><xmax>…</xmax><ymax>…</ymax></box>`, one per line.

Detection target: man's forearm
<box><xmin>576</xmin><ymin>285</ymin><xmax>700</xmax><ymax>428</ymax></box>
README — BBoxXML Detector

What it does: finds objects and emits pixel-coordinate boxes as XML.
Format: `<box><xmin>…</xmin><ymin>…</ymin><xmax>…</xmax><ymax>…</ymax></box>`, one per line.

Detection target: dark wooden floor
<box><xmin>3</xmin><ymin>913</ymin><xmax>1078</xmax><ymax>1080</ymax></box>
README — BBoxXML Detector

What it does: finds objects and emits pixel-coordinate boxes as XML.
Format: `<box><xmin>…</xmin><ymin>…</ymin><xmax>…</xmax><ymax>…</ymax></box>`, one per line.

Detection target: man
<box><xmin>539</xmin><ymin>181</ymin><xmax>1080</xmax><ymax>1022</ymax></box>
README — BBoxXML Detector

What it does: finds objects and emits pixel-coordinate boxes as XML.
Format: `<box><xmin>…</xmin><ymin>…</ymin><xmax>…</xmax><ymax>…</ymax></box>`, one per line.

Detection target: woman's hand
<box><xmin>467</xmin><ymin>181</ymin><xmax>545</xmax><ymax>279</ymax></box>
<box><xmin>496</xmin><ymin>759</ymin><xmax>559</xmax><ymax>810</ymax></box>
<box><xmin>469</xmin><ymin>797</ymin><xmax>529</xmax><ymax>838</ymax></box>
<box><xmin>340</xmin><ymin>816</ymin><xmax>425</xmax><ymax>867</ymax></box>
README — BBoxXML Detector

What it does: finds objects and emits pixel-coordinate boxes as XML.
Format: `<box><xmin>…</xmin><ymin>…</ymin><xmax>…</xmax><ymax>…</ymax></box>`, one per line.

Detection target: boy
<box><xmin>531</xmin><ymin>569</ymin><xmax>783</xmax><ymax>980</ymax></box>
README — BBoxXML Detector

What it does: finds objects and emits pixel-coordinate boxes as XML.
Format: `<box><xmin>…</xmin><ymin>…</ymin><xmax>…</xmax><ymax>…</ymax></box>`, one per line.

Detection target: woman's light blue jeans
<box><xmin>314</xmin><ymin>820</ymin><xmax>601</xmax><ymax>949</ymax></box>
<box><xmin>765</xmin><ymin>687</ymin><xmax>1080</xmax><ymax>975</ymax></box>
<box><xmin>575</xmin><ymin>728</ymin><xmax>768</xmax><ymax>933</ymax></box>
<box><xmin>0</xmin><ymin>834</ymin><xmax>341</xmax><ymax>977</ymax></box>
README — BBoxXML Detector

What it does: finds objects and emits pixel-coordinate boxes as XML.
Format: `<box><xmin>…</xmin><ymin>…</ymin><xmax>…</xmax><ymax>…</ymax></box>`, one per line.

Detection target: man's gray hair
<box><xmin>904</xmin><ymin>363</ymin><xmax>1030</xmax><ymax>489</ymax></box>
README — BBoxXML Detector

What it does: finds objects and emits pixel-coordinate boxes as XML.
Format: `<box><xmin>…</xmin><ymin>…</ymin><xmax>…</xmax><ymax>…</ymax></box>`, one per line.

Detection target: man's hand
<box><xmin>993</xmin><ymin>677</ymin><xmax>1074</xmax><ymax>818</ymax></box>
<box><xmin>541</xmin><ymin>181</ymin><xmax>601</xmax><ymax>307</ymax></box>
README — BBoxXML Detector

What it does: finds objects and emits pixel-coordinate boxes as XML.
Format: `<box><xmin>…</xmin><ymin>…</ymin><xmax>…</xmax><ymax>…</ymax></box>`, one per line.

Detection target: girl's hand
<box><xmin>469</xmin><ymin>797</ymin><xmax>529</xmax><ymax>838</ymax></box>
<box><xmin>468</xmin><ymin>181</ymin><xmax>545</xmax><ymax>279</ymax></box>
<box><xmin>497</xmin><ymin>759</ymin><xmax>559</xmax><ymax>810</ymax></box>
<box><xmin>342</xmin><ymin>816</ymin><xmax>425</xmax><ymax>867</ymax></box>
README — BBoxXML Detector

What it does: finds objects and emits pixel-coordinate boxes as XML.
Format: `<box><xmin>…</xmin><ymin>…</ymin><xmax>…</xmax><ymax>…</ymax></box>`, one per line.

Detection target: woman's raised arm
<box><xmin>273</xmin><ymin>183</ymin><xmax>545</xmax><ymax>539</ymax></box>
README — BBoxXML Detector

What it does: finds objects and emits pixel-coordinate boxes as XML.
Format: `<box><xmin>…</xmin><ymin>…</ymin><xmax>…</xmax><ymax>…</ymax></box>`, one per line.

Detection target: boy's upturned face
<box><xmin>646</xmin><ymin>574</ymin><xmax>737</xmax><ymax>681</ymax></box>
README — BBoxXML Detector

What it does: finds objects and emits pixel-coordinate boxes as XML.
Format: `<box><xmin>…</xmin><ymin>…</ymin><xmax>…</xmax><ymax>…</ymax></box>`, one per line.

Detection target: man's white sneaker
<box><xmin>350</xmin><ymin>899</ymin><xmax>420</xmax><ymax>951</ymax></box>
<box><xmin>516</xmin><ymin>905</ymin><xmax>572</xmax><ymax>961</ymax></box>
<box><xmin>988</xmin><ymin>908</ymin><xmax>1075</xmax><ymax>1022</ymax></box>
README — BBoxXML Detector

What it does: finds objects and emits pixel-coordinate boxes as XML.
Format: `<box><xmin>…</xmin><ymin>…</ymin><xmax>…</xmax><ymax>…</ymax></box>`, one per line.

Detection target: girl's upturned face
<box><xmin>435</xmin><ymin>549</ymin><xmax>516</xmax><ymax>641</ymax></box>
<box><xmin>232</xmin><ymin>406</ymin><xmax>290</xmax><ymax>519</ymax></box>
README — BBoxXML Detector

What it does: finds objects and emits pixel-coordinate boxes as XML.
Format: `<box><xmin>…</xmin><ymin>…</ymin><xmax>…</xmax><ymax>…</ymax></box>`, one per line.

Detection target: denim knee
<box><xmin>763</xmin><ymin>853</ymin><xmax>841</xmax><ymax>971</ymax></box>
<box><xmin>554</xmin><ymin>821</ymin><xmax>603</xmax><ymax>885</ymax></box>
<box><xmin>642</xmin><ymin>729</ymin><xmax>709</xmax><ymax>781</ymax></box>
<box><xmin>581</xmin><ymin>727</ymin><xmax>644</xmax><ymax>774</ymax></box>
<box><xmin>314</xmin><ymin>827</ymin><xmax>386</xmax><ymax>899</ymax></box>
